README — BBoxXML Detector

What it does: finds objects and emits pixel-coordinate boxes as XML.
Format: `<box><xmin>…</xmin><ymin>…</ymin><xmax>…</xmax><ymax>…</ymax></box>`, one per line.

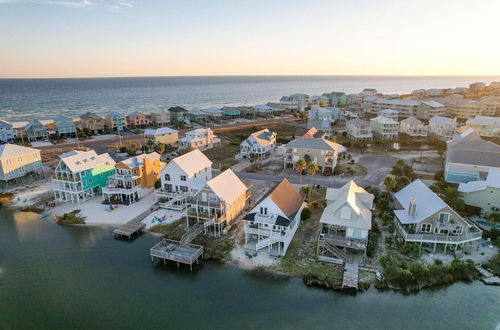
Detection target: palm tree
<box><xmin>295</xmin><ymin>158</ymin><xmax>307</xmax><ymax>185</ymax></box>
<box><xmin>440</xmin><ymin>186</ymin><xmax>465</xmax><ymax>212</ymax></box>
<box><xmin>383</xmin><ymin>175</ymin><xmax>397</xmax><ymax>192</ymax></box>
<box><xmin>307</xmin><ymin>162</ymin><xmax>319</xmax><ymax>199</ymax></box>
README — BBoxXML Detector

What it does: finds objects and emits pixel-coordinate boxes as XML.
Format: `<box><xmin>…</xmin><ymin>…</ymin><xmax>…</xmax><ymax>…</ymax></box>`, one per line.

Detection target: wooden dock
<box><xmin>342</xmin><ymin>261</ymin><xmax>359</xmax><ymax>290</ymax></box>
<box><xmin>150</xmin><ymin>238</ymin><xmax>203</xmax><ymax>270</ymax></box>
<box><xmin>112</xmin><ymin>207</ymin><xmax>155</xmax><ymax>239</ymax></box>
<box><xmin>476</xmin><ymin>266</ymin><xmax>500</xmax><ymax>286</ymax></box>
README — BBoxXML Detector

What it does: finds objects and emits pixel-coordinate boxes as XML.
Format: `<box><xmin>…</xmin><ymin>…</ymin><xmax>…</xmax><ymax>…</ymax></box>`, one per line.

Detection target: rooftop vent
<box><xmin>408</xmin><ymin>198</ymin><xmax>417</xmax><ymax>217</ymax></box>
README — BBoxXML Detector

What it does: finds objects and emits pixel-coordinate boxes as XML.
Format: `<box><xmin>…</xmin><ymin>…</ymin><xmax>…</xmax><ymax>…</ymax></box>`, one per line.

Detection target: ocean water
<box><xmin>0</xmin><ymin>75</ymin><xmax>499</xmax><ymax>121</ymax></box>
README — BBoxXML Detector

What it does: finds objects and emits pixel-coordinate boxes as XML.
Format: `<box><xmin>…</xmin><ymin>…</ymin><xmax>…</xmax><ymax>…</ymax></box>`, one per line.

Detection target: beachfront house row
<box><xmin>393</xmin><ymin>179</ymin><xmax>482</xmax><ymax>252</ymax></box>
<box><xmin>0</xmin><ymin>120</ymin><xmax>15</xmax><ymax>143</ymax></box>
<box><xmin>144</xmin><ymin>127</ymin><xmax>179</xmax><ymax>147</ymax></box>
<box><xmin>445</xmin><ymin>129</ymin><xmax>500</xmax><ymax>183</ymax></box>
<box><xmin>400</xmin><ymin>116</ymin><xmax>428</xmax><ymax>137</ymax></box>
<box><xmin>149</xmin><ymin>110</ymin><xmax>170</xmax><ymax>127</ymax></box>
<box><xmin>127</xmin><ymin>112</ymin><xmax>151</xmax><ymax>128</ymax></box>
<box><xmin>254</xmin><ymin>104</ymin><xmax>274</xmax><ymax>117</ymax></box>
<box><xmin>310</xmin><ymin>95</ymin><xmax>330</xmax><ymax>107</ymax></box>
<box><xmin>317</xmin><ymin>180</ymin><xmax>374</xmax><ymax>264</ymax></box>
<box><xmin>52</xmin><ymin>150</ymin><xmax>116</xmax><ymax>204</ymax></box>
<box><xmin>201</xmin><ymin>107</ymin><xmax>224</xmax><ymax>121</ymax></box>
<box><xmin>178</xmin><ymin>128</ymin><xmax>221</xmax><ymax>151</ymax></box>
<box><xmin>428</xmin><ymin>116</ymin><xmax>456</xmax><ymax>141</ymax></box>
<box><xmin>105</xmin><ymin>112</ymin><xmax>127</xmax><ymax>132</ymax></box>
<box><xmin>243</xmin><ymin>179</ymin><xmax>305</xmax><ymax>256</ymax></box>
<box><xmin>188</xmin><ymin>169</ymin><xmax>251</xmax><ymax>237</ymax></box>
<box><xmin>0</xmin><ymin>144</ymin><xmax>43</xmax><ymax>184</ymax></box>
<box><xmin>323</xmin><ymin>92</ymin><xmax>347</xmax><ymax>107</ymax></box>
<box><xmin>365</xmin><ymin>98</ymin><xmax>420</xmax><ymax>118</ymax></box>
<box><xmin>416</xmin><ymin>101</ymin><xmax>446</xmax><ymax>120</ymax></box>
<box><xmin>462</xmin><ymin>116</ymin><xmax>500</xmax><ymax>138</ymax></box>
<box><xmin>54</xmin><ymin>115</ymin><xmax>77</xmax><ymax>138</ymax></box>
<box><xmin>458</xmin><ymin>169</ymin><xmax>500</xmax><ymax>216</ymax></box>
<box><xmin>80</xmin><ymin>112</ymin><xmax>105</xmax><ymax>135</ymax></box>
<box><xmin>370</xmin><ymin>116</ymin><xmax>399</xmax><ymax>140</ymax></box>
<box><xmin>24</xmin><ymin>120</ymin><xmax>49</xmax><ymax>142</ymax></box>
<box><xmin>156</xmin><ymin>149</ymin><xmax>213</xmax><ymax>210</ymax></box>
<box><xmin>294</xmin><ymin>126</ymin><xmax>326</xmax><ymax>139</ymax></box>
<box><xmin>346</xmin><ymin>118</ymin><xmax>373</xmax><ymax>142</ymax></box>
<box><xmin>187</xmin><ymin>108</ymin><xmax>207</xmax><ymax>123</ymax></box>
<box><xmin>283</xmin><ymin>138</ymin><xmax>341</xmax><ymax>174</ymax></box>
<box><xmin>102</xmin><ymin>152</ymin><xmax>164</xmax><ymax>205</ymax></box>
<box><xmin>450</xmin><ymin>101</ymin><xmax>486</xmax><ymax>120</ymax></box>
<box><xmin>379</xmin><ymin>109</ymin><xmax>399</xmax><ymax>121</ymax></box>
<box><xmin>239</xmin><ymin>128</ymin><xmax>277</xmax><ymax>160</ymax></box>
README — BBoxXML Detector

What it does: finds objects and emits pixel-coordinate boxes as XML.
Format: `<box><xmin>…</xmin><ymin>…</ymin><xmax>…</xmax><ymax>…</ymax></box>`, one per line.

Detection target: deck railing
<box><xmin>394</xmin><ymin>219</ymin><xmax>482</xmax><ymax>244</ymax></box>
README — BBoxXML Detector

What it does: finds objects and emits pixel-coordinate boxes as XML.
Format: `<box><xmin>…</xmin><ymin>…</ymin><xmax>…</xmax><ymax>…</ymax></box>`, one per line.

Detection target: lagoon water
<box><xmin>1</xmin><ymin>209</ymin><xmax>499</xmax><ymax>329</ymax></box>
<box><xmin>1</xmin><ymin>75</ymin><xmax>500</xmax><ymax>121</ymax></box>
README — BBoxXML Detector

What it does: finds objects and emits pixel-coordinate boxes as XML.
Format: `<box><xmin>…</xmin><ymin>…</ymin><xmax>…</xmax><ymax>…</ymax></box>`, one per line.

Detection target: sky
<box><xmin>1</xmin><ymin>0</ymin><xmax>500</xmax><ymax>78</ymax></box>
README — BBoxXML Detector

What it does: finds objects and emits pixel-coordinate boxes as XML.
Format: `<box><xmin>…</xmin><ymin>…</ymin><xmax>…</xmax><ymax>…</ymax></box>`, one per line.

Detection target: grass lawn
<box><xmin>272</xmin><ymin>188</ymin><xmax>344</xmax><ymax>288</ymax></box>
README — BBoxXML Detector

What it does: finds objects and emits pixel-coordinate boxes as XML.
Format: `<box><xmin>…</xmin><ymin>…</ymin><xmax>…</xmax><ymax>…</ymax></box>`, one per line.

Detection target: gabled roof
<box><xmin>188</xmin><ymin>108</ymin><xmax>206</xmax><ymax>116</ymax></box>
<box><xmin>53</xmin><ymin>115</ymin><xmax>73</xmax><ymax>122</ymax></box>
<box><xmin>0</xmin><ymin>119</ymin><xmax>13</xmax><ymax>128</ymax></box>
<box><xmin>320</xmin><ymin>180</ymin><xmax>373</xmax><ymax>230</ymax></box>
<box><xmin>24</xmin><ymin>120</ymin><xmax>46</xmax><ymax>130</ymax></box>
<box><xmin>446</xmin><ymin>129</ymin><xmax>500</xmax><ymax>167</ymax></box>
<box><xmin>347</xmin><ymin>118</ymin><xmax>370</xmax><ymax>126</ymax></box>
<box><xmin>106</xmin><ymin>112</ymin><xmax>124</xmax><ymax>119</ymax></box>
<box><xmin>394</xmin><ymin>180</ymin><xmax>446</xmax><ymax>224</ymax></box>
<box><xmin>168</xmin><ymin>106</ymin><xmax>188</xmax><ymax>113</ymax></box>
<box><xmin>144</xmin><ymin>127</ymin><xmax>178</xmax><ymax>136</ymax></box>
<box><xmin>429</xmin><ymin>115</ymin><xmax>455</xmax><ymax>125</ymax></box>
<box><xmin>295</xmin><ymin>127</ymin><xmax>325</xmax><ymax>138</ymax></box>
<box><xmin>206</xmin><ymin>169</ymin><xmax>247</xmax><ymax>204</ymax></box>
<box><xmin>466</xmin><ymin>116</ymin><xmax>500</xmax><ymax>127</ymax></box>
<box><xmin>80</xmin><ymin>112</ymin><xmax>103</xmax><ymax>120</ymax></box>
<box><xmin>56</xmin><ymin>121</ymin><xmax>76</xmax><ymax>128</ymax></box>
<box><xmin>286</xmin><ymin>137</ymin><xmax>341</xmax><ymax>151</ymax></box>
<box><xmin>267</xmin><ymin>179</ymin><xmax>303</xmax><ymax>220</ymax></box>
<box><xmin>0</xmin><ymin>143</ymin><xmax>39</xmax><ymax>158</ymax></box>
<box><xmin>370</xmin><ymin>116</ymin><xmax>398</xmax><ymax>125</ymax></box>
<box><xmin>119</xmin><ymin>152</ymin><xmax>162</xmax><ymax>169</ymax></box>
<box><xmin>58</xmin><ymin>150</ymin><xmax>115</xmax><ymax>173</ymax></box>
<box><xmin>169</xmin><ymin>149</ymin><xmax>212</xmax><ymax>176</ymax></box>
<box><xmin>401</xmin><ymin>116</ymin><xmax>424</xmax><ymax>125</ymax></box>
<box><xmin>128</xmin><ymin>111</ymin><xmax>145</xmax><ymax>117</ymax></box>
<box><xmin>422</xmin><ymin>100</ymin><xmax>445</xmax><ymax>108</ymax></box>
<box><xmin>243</xmin><ymin>129</ymin><xmax>276</xmax><ymax>147</ymax></box>
<box><xmin>307</xmin><ymin>119</ymin><xmax>332</xmax><ymax>130</ymax></box>
<box><xmin>254</xmin><ymin>104</ymin><xmax>273</xmax><ymax>111</ymax></box>
<box><xmin>202</xmin><ymin>107</ymin><xmax>223</xmax><ymax>115</ymax></box>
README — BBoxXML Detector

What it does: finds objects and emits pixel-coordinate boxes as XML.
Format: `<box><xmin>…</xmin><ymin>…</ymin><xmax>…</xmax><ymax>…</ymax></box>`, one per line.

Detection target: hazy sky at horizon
<box><xmin>1</xmin><ymin>0</ymin><xmax>499</xmax><ymax>78</ymax></box>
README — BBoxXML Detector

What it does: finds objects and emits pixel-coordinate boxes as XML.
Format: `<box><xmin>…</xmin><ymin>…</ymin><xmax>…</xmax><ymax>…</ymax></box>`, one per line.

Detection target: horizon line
<box><xmin>2</xmin><ymin>73</ymin><xmax>500</xmax><ymax>80</ymax></box>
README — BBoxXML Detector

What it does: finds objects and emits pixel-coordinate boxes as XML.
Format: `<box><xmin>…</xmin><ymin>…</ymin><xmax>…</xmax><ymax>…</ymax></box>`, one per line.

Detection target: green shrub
<box><xmin>56</xmin><ymin>210</ymin><xmax>85</xmax><ymax>225</ymax></box>
<box><xmin>301</xmin><ymin>207</ymin><xmax>311</xmax><ymax>221</ymax></box>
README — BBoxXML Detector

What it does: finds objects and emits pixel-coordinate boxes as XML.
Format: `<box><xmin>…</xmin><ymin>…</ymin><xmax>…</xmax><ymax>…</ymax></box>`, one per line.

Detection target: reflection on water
<box><xmin>1</xmin><ymin>208</ymin><xmax>500</xmax><ymax>329</ymax></box>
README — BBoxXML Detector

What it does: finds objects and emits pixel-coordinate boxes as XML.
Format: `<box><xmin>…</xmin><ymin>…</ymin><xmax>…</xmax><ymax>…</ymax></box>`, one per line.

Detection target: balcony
<box><xmin>102</xmin><ymin>184</ymin><xmax>141</xmax><ymax>195</ymax></box>
<box><xmin>319</xmin><ymin>233</ymin><xmax>367</xmax><ymax>250</ymax></box>
<box><xmin>393</xmin><ymin>219</ymin><xmax>482</xmax><ymax>244</ymax></box>
<box><xmin>52</xmin><ymin>175</ymin><xmax>80</xmax><ymax>182</ymax></box>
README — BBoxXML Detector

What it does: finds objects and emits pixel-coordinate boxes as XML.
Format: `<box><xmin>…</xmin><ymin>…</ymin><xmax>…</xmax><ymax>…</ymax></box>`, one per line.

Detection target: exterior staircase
<box><xmin>322</xmin><ymin>239</ymin><xmax>347</xmax><ymax>260</ymax></box>
<box><xmin>256</xmin><ymin>235</ymin><xmax>280</xmax><ymax>250</ymax></box>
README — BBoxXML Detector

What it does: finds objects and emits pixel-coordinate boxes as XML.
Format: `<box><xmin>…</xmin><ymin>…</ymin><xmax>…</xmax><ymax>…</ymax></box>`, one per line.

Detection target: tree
<box><xmin>488</xmin><ymin>212</ymin><xmax>500</xmax><ymax>224</ymax></box>
<box><xmin>391</xmin><ymin>165</ymin><xmax>404</xmax><ymax>177</ymax></box>
<box><xmin>303</xmin><ymin>154</ymin><xmax>312</xmax><ymax>164</ymax></box>
<box><xmin>439</xmin><ymin>186</ymin><xmax>465</xmax><ymax>212</ymax></box>
<box><xmin>301</xmin><ymin>207</ymin><xmax>311</xmax><ymax>221</ymax></box>
<box><xmin>396</xmin><ymin>176</ymin><xmax>411</xmax><ymax>191</ymax></box>
<box><xmin>307</xmin><ymin>162</ymin><xmax>319</xmax><ymax>199</ymax></box>
<box><xmin>295</xmin><ymin>158</ymin><xmax>307</xmax><ymax>185</ymax></box>
<box><xmin>396</xmin><ymin>159</ymin><xmax>405</xmax><ymax>167</ymax></box>
<box><xmin>155</xmin><ymin>143</ymin><xmax>166</xmax><ymax>154</ymax></box>
<box><xmin>383</xmin><ymin>175</ymin><xmax>397</xmax><ymax>192</ymax></box>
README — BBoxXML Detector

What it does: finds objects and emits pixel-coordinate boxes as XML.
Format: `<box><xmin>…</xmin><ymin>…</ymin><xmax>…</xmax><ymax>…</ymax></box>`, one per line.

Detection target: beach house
<box><xmin>346</xmin><ymin>118</ymin><xmax>373</xmax><ymax>142</ymax></box>
<box><xmin>201</xmin><ymin>107</ymin><xmax>224</xmax><ymax>121</ymax></box>
<box><xmin>168</xmin><ymin>106</ymin><xmax>188</xmax><ymax>122</ymax></box>
<box><xmin>239</xmin><ymin>128</ymin><xmax>277</xmax><ymax>159</ymax></box>
<box><xmin>461</xmin><ymin>116</ymin><xmax>500</xmax><ymax>138</ymax></box>
<box><xmin>80</xmin><ymin>112</ymin><xmax>105</xmax><ymax>135</ymax></box>
<box><xmin>416</xmin><ymin>101</ymin><xmax>446</xmax><ymax>120</ymax></box>
<box><xmin>458</xmin><ymin>169</ymin><xmax>500</xmax><ymax>216</ymax></box>
<box><xmin>283</xmin><ymin>138</ymin><xmax>341</xmax><ymax>174</ymax></box>
<box><xmin>317</xmin><ymin>181</ymin><xmax>374</xmax><ymax>264</ymax></box>
<box><xmin>105</xmin><ymin>112</ymin><xmax>127</xmax><ymax>132</ymax></box>
<box><xmin>0</xmin><ymin>120</ymin><xmax>15</xmax><ymax>143</ymax></box>
<box><xmin>243</xmin><ymin>179</ymin><xmax>305</xmax><ymax>256</ymax></box>
<box><xmin>149</xmin><ymin>110</ymin><xmax>170</xmax><ymax>127</ymax></box>
<box><xmin>52</xmin><ymin>150</ymin><xmax>116</xmax><ymax>204</ymax></box>
<box><xmin>0</xmin><ymin>144</ymin><xmax>43</xmax><ymax>184</ymax></box>
<box><xmin>24</xmin><ymin>120</ymin><xmax>49</xmax><ymax>142</ymax></box>
<box><xmin>393</xmin><ymin>180</ymin><xmax>482</xmax><ymax>252</ymax></box>
<box><xmin>54</xmin><ymin>115</ymin><xmax>77</xmax><ymax>138</ymax></box>
<box><xmin>156</xmin><ymin>149</ymin><xmax>212</xmax><ymax>210</ymax></box>
<box><xmin>294</xmin><ymin>126</ymin><xmax>326</xmax><ymax>139</ymax></box>
<box><xmin>188</xmin><ymin>169</ymin><xmax>251</xmax><ymax>237</ymax></box>
<box><xmin>102</xmin><ymin>152</ymin><xmax>164</xmax><ymax>205</ymax></box>
<box><xmin>445</xmin><ymin>129</ymin><xmax>500</xmax><ymax>183</ymax></box>
<box><xmin>306</xmin><ymin>119</ymin><xmax>333</xmax><ymax>138</ymax></box>
<box><xmin>367</xmin><ymin>98</ymin><xmax>420</xmax><ymax>118</ymax></box>
<box><xmin>308</xmin><ymin>106</ymin><xmax>341</xmax><ymax>123</ymax></box>
<box><xmin>187</xmin><ymin>108</ymin><xmax>207</xmax><ymax>123</ymax></box>
<box><xmin>428</xmin><ymin>116</ymin><xmax>456</xmax><ymax>141</ymax></box>
<box><xmin>178</xmin><ymin>128</ymin><xmax>220</xmax><ymax>151</ymax></box>
<box><xmin>370</xmin><ymin>116</ymin><xmax>399</xmax><ymax>140</ymax></box>
<box><xmin>400</xmin><ymin>116</ymin><xmax>428</xmax><ymax>137</ymax></box>
<box><xmin>144</xmin><ymin>127</ymin><xmax>179</xmax><ymax>146</ymax></box>
<box><xmin>254</xmin><ymin>104</ymin><xmax>274</xmax><ymax>117</ymax></box>
<box><xmin>127</xmin><ymin>112</ymin><xmax>151</xmax><ymax>128</ymax></box>
<box><xmin>379</xmin><ymin>109</ymin><xmax>399</xmax><ymax>121</ymax></box>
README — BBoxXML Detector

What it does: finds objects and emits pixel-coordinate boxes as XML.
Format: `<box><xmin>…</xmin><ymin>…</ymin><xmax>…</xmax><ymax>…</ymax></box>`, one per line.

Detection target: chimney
<box><xmin>408</xmin><ymin>198</ymin><xmax>417</xmax><ymax>217</ymax></box>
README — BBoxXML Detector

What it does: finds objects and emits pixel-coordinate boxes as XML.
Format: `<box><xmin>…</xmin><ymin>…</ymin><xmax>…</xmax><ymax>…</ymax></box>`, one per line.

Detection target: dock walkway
<box><xmin>342</xmin><ymin>260</ymin><xmax>359</xmax><ymax>289</ymax></box>
<box><xmin>112</xmin><ymin>205</ymin><xmax>158</xmax><ymax>238</ymax></box>
<box><xmin>476</xmin><ymin>266</ymin><xmax>500</xmax><ymax>286</ymax></box>
<box><xmin>150</xmin><ymin>238</ymin><xmax>203</xmax><ymax>270</ymax></box>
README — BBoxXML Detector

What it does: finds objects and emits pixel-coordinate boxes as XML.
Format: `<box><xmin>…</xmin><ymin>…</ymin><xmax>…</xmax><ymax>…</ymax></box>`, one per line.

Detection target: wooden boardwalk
<box><xmin>342</xmin><ymin>261</ymin><xmax>359</xmax><ymax>290</ymax></box>
<box><xmin>150</xmin><ymin>238</ymin><xmax>203</xmax><ymax>270</ymax></box>
<box><xmin>476</xmin><ymin>266</ymin><xmax>500</xmax><ymax>286</ymax></box>
<box><xmin>112</xmin><ymin>206</ymin><xmax>157</xmax><ymax>239</ymax></box>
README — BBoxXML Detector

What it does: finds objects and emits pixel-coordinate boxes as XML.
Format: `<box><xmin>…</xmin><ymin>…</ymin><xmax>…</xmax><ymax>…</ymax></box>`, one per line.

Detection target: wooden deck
<box><xmin>150</xmin><ymin>238</ymin><xmax>203</xmax><ymax>270</ymax></box>
<box><xmin>342</xmin><ymin>260</ymin><xmax>359</xmax><ymax>290</ymax></box>
<box><xmin>476</xmin><ymin>266</ymin><xmax>500</xmax><ymax>286</ymax></box>
<box><xmin>112</xmin><ymin>206</ymin><xmax>156</xmax><ymax>238</ymax></box>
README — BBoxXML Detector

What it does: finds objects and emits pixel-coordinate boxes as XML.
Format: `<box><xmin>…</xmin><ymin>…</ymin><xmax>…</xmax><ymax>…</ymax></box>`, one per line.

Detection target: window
<box><xmin>164</xmin><ymin>174</ymin><xmax>170</xmax><ymax>181</ymax></box>
<box><xmin>88</xmin><ymin>178</ymin><xmax>93</xmax><ymax>184</ymax></box>
<box><xmin>421</xmin><ymin>223</ymin><xmax>432</xmax><ymax>232</ymax></box>
<box><xmin>260</xmin><ymin>207</ymin><xmax>268</xmax><ymax>215</ymax></box>
<box><xmin>180</xmin><ymin>175</ymin><xmax>187</xmax><ymax>181</ymax></box>
<box><xmin>180</xmin><ymin>186</ymin><xmax>188</xmax><ymax>192</ymax></box>
<box><xmin>438</xmin><ymin>213</ymin><xmax>450</xmax><ymax>224</ymax></box>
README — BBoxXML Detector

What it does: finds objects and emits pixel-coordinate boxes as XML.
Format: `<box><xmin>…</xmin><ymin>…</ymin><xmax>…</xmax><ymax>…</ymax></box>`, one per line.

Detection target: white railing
<box><xmin>256</xmin><ymin>235</ymin><xmax>280</xmax><ymax>250</ymax></box>
<box><xmin>394</xmin><ymin>219</ymin><xmax>482</xmax><ymax>244</ymax></box>
<box><xmin>102</xmin><ymin>185</ymin><xmax>141</xmax><ymax>194</ymax></box>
